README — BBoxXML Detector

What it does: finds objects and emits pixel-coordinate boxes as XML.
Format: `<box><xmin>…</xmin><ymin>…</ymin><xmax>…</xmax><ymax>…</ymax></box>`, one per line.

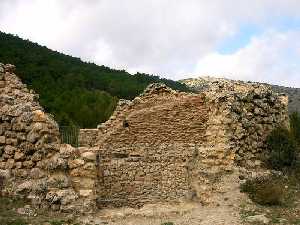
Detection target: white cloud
<box><xmin>193</xmin><ymin>30</ymin><xmax>300</xmax><ymax>87</ymax></box>
<box><xmin>0</xmin><ymin>0</ymin><xmax>300</xmax><ymax>86</ymax></box>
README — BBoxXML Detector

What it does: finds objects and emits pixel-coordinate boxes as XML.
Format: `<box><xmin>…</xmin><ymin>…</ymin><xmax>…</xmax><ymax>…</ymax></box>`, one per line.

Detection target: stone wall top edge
<box><xmin>79</xmin><ymin>129</ymin><xmax>99</xmax><ymax>131</ymax></box>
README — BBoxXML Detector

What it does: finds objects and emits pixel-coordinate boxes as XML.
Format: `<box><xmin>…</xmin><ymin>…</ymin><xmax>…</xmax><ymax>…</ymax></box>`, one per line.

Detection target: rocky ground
<box><xmin>2</xmin><ymin>169</ymin><xmax>300</xmax><ymax>225</ymax></box>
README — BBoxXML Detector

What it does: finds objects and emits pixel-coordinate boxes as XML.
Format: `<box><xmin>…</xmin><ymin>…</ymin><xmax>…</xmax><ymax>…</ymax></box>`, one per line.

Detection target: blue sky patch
<box><xmin>217</xmin><ymin>16</ymin><xmax>300</xmax><ymax>55</ymax></box>
<box><xmin>217</xmin><ymin>24</ymin><xmax>262</xmax><ymax>54</ymax></box>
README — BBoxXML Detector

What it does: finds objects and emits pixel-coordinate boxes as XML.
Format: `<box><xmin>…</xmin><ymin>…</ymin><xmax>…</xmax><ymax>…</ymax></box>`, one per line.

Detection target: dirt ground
<box><xmin>2</xmin><ymin>170</ymin><xmax>300</xmax><ymax>225</ymax></box>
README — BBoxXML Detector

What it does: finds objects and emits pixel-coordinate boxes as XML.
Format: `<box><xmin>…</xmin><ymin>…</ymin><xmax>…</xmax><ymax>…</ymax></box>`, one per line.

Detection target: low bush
<box><xmin>49</xmin><ymin>220</ymin><xmax>65</xmax><ymax>225</ymax></box>
<box><xmin>266</xmin><ymin>127</ymin><xmax>297</xmax><ymax>170</ymax></box>
<box><xmin>240</xmin><ymin>175</ymin><xmax>285</xmax><ymax>206</ymax></box>
<box><xmin>290</xmin><ymin>112</ymin><xmax>300</xmax><ymax>144</ymax></box>
<box><xmin>6</xmin><ymin>218</ymin><xmax>27</xmax><ymax>225</ymax></box>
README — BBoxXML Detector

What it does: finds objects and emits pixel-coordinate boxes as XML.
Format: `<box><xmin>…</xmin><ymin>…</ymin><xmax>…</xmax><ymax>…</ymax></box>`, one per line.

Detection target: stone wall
<box><xmin>94</xmin><ymin>82</ymin><xmax>288</xmax><ymax>207</ymax></box>
<box><xmin>0</xmin><ymin>63</ymin><xmax>97</xmax><ymax>213</ymax></box>
<box><xmin>203</xmin><ymin>80</ymin><xmax>289</xmax><ymax>167</ymax></box>
<box><xmin>78</xmin><ymin>129</ymin><xmax>98</xmax><ymax>147</ymax></box>
<box><xmin>0</xmin><ymin>62</ymin><xmax>290</xmax><ymax>212</ymax></box>
<box><xmin>189</xmin><ymin>81</ymin><xmax>289</xmax><ymax>203</ymax></box>
<box><xmin>0</xmin><ymin>63</ymin><xmax>60</xmax><ymax>186</ymax></box>
<box><xmin>95</xmin><ymin>85</ymin><xmax>209</xmax><ymax>207</ymax></box>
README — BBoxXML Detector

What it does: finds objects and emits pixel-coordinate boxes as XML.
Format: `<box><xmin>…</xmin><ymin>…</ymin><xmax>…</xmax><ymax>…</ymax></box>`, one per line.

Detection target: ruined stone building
<box><xmin>0</xmin><ymin>63</ymin><xmax>289</xmax><ymax>212</ymax></box>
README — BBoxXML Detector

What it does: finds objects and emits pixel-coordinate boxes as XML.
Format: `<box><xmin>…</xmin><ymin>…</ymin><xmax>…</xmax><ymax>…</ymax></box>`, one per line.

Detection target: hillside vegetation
<box><xmin>0</xmin><ymin>31</ymin><xmax>189</xmax><ymax>128</ymax></box>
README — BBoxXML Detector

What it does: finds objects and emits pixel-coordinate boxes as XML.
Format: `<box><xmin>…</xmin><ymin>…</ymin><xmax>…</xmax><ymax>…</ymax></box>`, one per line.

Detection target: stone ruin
<box><xmin>0</xmin><ymin>63</ymin><xmax>96</xmax><ymax>213</ymax></box>
<box><xmin>0</xmin><ymin>63</ymin><xmax>289</xmax><ymax>213</ymax></box>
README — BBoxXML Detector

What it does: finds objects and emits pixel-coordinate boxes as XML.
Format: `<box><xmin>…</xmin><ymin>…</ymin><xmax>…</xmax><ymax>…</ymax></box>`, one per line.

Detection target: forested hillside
<box><xmin>0</xmin><ymin>32</ymin><xmax>189</xmax><ymax>128</ymax></box>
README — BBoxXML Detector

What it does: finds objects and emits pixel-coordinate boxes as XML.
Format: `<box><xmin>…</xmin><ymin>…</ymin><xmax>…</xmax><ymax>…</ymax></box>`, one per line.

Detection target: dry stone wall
<box><xmin>0</xmin><ymin>62</ymin><xmax>290</xmax><ymax>212</ymax></box>
<box><xmin>94</xmin><ymin>82</ymin><xmax>288</xmax><ymax>207</ymax></box>
<box><xmin>95</xmin><ymin>85</ymin><xmax>209</xmax><ymax>207</ymax></box>
<box><xmin>0</xmin><ymin>63</ymin><xmax>60</xmax><ymax>183</ymax></box>
<box><xmin>203</xmin><ymin>80</ymin><xmax>289</xmax><ymax>167</ymax></box>
<box><xmin>78</xmin><ymin>129</ymin><xmax>98</xmax><ymax>147</ymax></box>
<box><xmin>0</xmin><ymin>63</ymin><xmax>97</xmax><ymax>213</ymax></box>
<box><xmin>188</xmin><ymin>81</ymin><xmax>289</xmax><ymax>203</ymax></box>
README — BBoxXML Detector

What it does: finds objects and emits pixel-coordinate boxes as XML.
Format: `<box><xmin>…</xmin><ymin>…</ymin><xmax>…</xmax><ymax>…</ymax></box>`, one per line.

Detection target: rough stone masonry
<box><xmin>0</xmin><ymin>63</ymin><xmax>96</xmax><ymax>213</ymax></box>
<box><xmin>0</xmin><ymin>63</ymin><xmax>289</xmax><ymax>212</ymax></box>
<box><xmin>93</xmin><ymin>81</ymin><xmax>289</xmax><ymax>207</ymax></box>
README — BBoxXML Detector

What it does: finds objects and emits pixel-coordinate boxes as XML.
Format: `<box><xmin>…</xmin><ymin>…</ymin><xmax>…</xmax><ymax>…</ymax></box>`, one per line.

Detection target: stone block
<box><xmin>70</xmin><ymin>168</ymin><xmax>96</xmax><ymax>178</ymax></box>
<box><xmin>0</xmin><ymin>169</ymin><xmax>10</xmax><ymax>179</ymax></box>
<box><xmin>5</xmin><ymin>159</ymin><xmax>15</xmax><ymax>169</ymax></box>
<box><xmin>0</xmin><ymin>162</ymin><xmax>6</xmax><ymax>169</ymax></box>
<box><xmin>23</xmin><ymin>160</ymin><xmax>34</xmax><ymax>169</ymax></box>
<box><xmin>59</xmin><ymin>144</ymin><xmax>76</xmax><ymax>158</ymax></box>
<box><xmin>30</xmin><ymin>168</ymin><xmax>46</xmax><ymax>179</ymax></box>
<box><xmin>0</xmin><ymin>136</ymin><xmax>5</xmax><ymax>144</ymax></box>
<box><xmin>81</xmin><ymin>151</ymin><xmax>96</xmax><ymax>161</ymax></box>
<box><xmin>27</xmin><ymin>130</ymin><xmax>40</xmax><ymax>143</ymax></box>
<box><xmin>14</xmin><ymin>151</ymin><xmax>25</xmax><ymax>160</ymax></box>
<box><xmin>0</xmin><ymin>81</ymin><xmax>5</xmax><ymax>88</ymax></box>
<box><xmin>6</xmin><ymin>138</ymin><xmax>18</xmax><ymax>146</ymax></box>
<box><xmin>31</xmin><ymin>152</ymin><xmax>42</xmax><ymax>162</ymax></box>
<box><xmin>15</xmin><ymin>162</ymin><xmax>22</xmax><ymax>169</ymax></box>
<box><xmin>71</xmin><ymin>177</ymin><xmax>95</xmax><ymax>190</ymax></box>
<box><xmin>83</xmin><ymin>162</ymin><xmax>96</xmax><ymax>171</ymax></box>
<box><xmin>32</xmin><ymin>110</ymin><xmax>47</xmax><ymax>122</ymax></box>
<box><xmin>68</xmin><ymin>159</ymin><xmax>85</xmax><ymax>169</ymax></box>
<box><xmin>79</xmin><ymin>189</ymin><xmax>93</xmax><ymax>197</ymax></box>
<box><xmin>4</xmin><ymin>145</ymin><xmax>16</xmax><ymax>155</ymax></box>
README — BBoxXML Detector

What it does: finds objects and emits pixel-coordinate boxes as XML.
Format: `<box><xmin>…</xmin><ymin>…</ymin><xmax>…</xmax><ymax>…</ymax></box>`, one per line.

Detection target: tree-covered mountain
<box><xmin>0</xmin><ymin>31</ymin><xmax>189</xmax><ymax>128</ymax></box>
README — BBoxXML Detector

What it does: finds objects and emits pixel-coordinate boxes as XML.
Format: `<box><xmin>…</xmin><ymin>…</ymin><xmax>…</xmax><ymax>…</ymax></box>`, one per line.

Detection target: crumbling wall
<box><xmin>187</xmin><ymin>81</ymin><xmax>288</xmax><ymax>204</ymax></box>
<box><xmin>0</xmin><ymin>63</ymin><xmax>97</xmax><ymax>213</ymax></box>
<box><xmin>94</xmin><ymin>82</ymin><xmax>288</xmax><ymax>207</ymax></box>
<box><xmin>95</xmin><ymin>85</ymin><xmax>210</xmax><ymax>207</ymax></box>
<box><xmin>78</xmin><ymin>129</ymin><xmax>98</xmax><ymax>147</ymax></box>
<box><xmin>0</xmin><ymin>62</ymin><xmax>289</xmax><ymax>211</ymax></box>
<box><xmin>0</xmin><ymin>63</ymin><xmax>61</xmax><ymax>196</ymax></box>
<box><xmin>204</xmin><ymin>81</ymin><xmax>289</xmax><ymax>167</ymax></box>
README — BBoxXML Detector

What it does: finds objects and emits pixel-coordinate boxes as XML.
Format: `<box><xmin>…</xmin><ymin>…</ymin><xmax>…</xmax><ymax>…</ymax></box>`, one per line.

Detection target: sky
<box><xmin>0</xmin><ymin>0</ymin><xmax>300</xmax><ymax>87</ymax></box>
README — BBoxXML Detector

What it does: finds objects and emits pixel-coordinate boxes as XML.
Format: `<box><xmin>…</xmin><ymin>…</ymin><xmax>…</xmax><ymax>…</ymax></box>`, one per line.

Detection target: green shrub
<box><xmin>290</xmin><ymin>112</ymin><xmax>300</xmax><ymax>144</ymax></box>
<box><xmin>266</xmin><ymin>127</ymin><xmax>297</xmax><ymax>170</ymax></box>
<box><xmin>240</xmin><ymin>175</ymin><xmax>285</xmax><ymax>205</ymax></box>
<box><xmin>49</xmin><ymin>220</ymin><xmax>64</xmax><ymax>225</ymax></box>
<box><xmin>6</xmin><ymin>218</ymin><xmax>27</xmax><ymax>225</ymax></box>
